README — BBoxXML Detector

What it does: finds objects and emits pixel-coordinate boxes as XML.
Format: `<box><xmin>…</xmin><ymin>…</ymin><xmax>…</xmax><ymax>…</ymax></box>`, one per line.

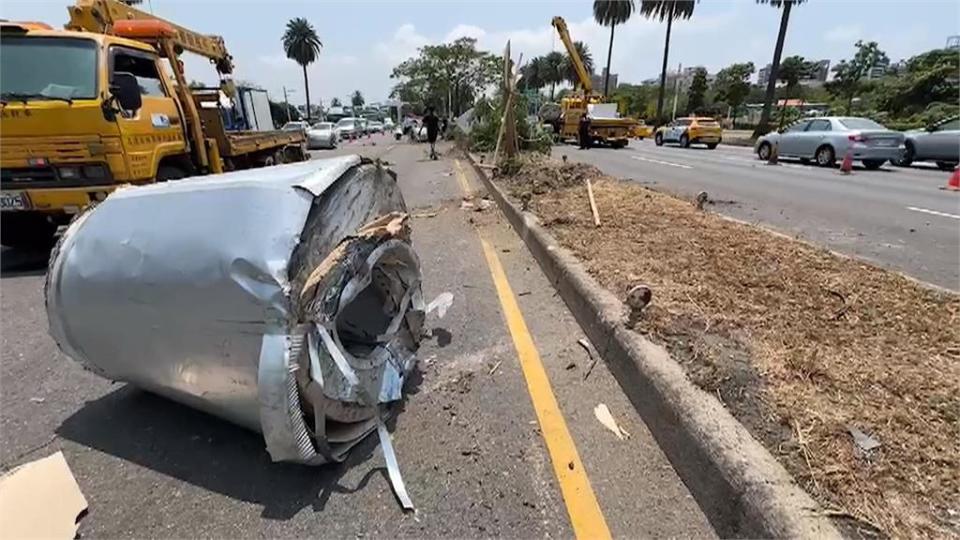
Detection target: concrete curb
<box><xmin>464</xmin><ymin>153</ymin><xmax>842</xmax><ymax>539</ymax></box>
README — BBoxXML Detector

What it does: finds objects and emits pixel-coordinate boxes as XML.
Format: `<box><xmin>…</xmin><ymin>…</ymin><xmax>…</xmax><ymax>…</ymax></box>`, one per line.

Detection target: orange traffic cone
<box><xmin>839</xmin><ymin>149</ymin><xmax>854</xmax><ymax>175</ymax></box>
<box><xmin>942</xmin><ymin>167</ymin><xmax>960</xmax><ymax>191</ymax></box>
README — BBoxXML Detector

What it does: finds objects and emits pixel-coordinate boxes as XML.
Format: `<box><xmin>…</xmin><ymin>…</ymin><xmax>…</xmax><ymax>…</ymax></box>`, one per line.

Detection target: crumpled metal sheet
<box><xmin>46</xmin><ymin>156</ymin><xmax>424</xmax><ymax>465</ymax></box>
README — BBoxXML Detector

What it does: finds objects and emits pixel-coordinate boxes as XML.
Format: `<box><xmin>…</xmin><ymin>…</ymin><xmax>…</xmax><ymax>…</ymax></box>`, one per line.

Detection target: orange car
<box><xmin>654</xmin><ymin>117</ymin><xmax>723</xmax><ymax>149</ymax></box>
<box><xmin>631</xmin><ymin>120</ymin><xmax>654</xmax><ymax>140</ymax></box>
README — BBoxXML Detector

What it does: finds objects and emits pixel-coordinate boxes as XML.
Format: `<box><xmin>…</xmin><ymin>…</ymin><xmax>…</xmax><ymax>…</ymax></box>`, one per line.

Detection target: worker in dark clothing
<box><xmin>423</xmin><ymin>107</ymin><xmax>440</xmax><ymax>160</ymax></box>
<box><xmin>578</xmin><ymin>112</ymin><xmax>591</xmax><ymax>150</ymax></box>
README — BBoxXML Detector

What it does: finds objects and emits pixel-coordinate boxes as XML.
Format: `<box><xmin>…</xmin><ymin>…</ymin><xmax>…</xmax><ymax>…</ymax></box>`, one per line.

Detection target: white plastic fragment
<box><xmin>426</xmin><ymin>292</ymin><xmax>454</xmax><ymax>319</ymax></box>
<box><xmin>594</xmin><ymin>403</ymin><xmax>630</xmax><ymax>440</ymax></box>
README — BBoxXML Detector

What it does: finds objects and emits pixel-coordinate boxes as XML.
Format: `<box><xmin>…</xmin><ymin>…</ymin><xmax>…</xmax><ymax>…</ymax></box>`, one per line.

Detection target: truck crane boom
<box><xmin>551</xmin><ymin>16</ymin><xmax>592</xmax><ymax>94</ymax></box>
<box><xmin>65</xmin><ymin>0</ymin><xmax>234</xmax><ymax>74</ymax></box>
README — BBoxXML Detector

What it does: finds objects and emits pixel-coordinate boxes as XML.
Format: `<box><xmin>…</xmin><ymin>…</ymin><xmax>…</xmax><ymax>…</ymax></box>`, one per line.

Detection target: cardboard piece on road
<box><xmin>0</xmin><ymin>451</ymin><xmax>88</xmax><ymax>540</ymax></box>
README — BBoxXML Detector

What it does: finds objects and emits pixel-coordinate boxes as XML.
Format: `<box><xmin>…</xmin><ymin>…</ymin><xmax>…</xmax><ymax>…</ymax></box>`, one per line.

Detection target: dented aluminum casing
<box><xmin>46</xmin><ymin>156</ymin><xmax>422</xmax><ymax>464</ymax></box>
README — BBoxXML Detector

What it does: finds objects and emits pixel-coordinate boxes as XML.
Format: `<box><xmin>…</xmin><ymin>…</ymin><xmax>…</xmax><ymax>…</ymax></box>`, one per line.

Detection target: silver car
<box><xmin>893</xmin><ymin>117</ymin><xmax>959</xmax><ymax>170</ymax></box>
<box><xmin>306</xmin><ymin>122</ymin><xmax>337</xmax><ymax>149</ymax></box>
<box><xmin>756</xmin><ymin>117</ymin><xmax>905</xmax><ymax>170</ymax></box>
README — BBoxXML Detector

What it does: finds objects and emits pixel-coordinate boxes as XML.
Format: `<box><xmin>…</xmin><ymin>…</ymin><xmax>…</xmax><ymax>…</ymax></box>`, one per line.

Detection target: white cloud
<box><xmin>444</xmin><ymin>24</ymin><xmax>486</xmax><ymax>42</ymax></box>
<box><xmin>375</xmin><ymin>23</ymin><xmax>430</xmax><ymax>64</ymax></box>
<box><xmin>824</xmin><ymin>24</ymin><xmax>863</xmax><ymax>43</ymax></box>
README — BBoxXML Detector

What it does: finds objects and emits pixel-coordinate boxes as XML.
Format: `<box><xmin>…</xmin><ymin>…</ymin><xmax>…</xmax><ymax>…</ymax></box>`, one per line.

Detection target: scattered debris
<box><xmin>517</xmin><ymin>291</ymin><xmax>531</xmax><ymax>297</ymax></box>
<box><xmin>427</xmin><ymin>292</ymin><xmax>454</xmax><ymax>318</ymax></box>
<box><xmin>585</xmin><ymin>178</ymin><xmax>601</xmax><ymax>227</ymax></box>
<box><xmin>378</xmin><ymin>420</ymin><xmax>415</xmax><ymax>511</ymax></box>
<box><xmin>488</xmin><ymin>360</ymin><xmax>503</xmax><ymax>375</ymax></box>
<box><xmin>0</xmin><ymin>452</ymin><xmax>88</xmax><ymax>539</ymax></box>
<box><xmin>412</xmin><ymin>208</ymin><xmax>443</xmax><ymax>219</ymax></box>
<box><xmin>625</xmin><ymin>285</ymin><xmax>653</xmax><ymax>327</ymax></box>
<box><xmin>578</xmin><ymin>338</ymin><xmax>599</xmax><ymax>381</ymax></box>
<box><xmin>562</xmin><ymin>154</ymin><xmax>568</xmax><ymax>163</ymax></box>
<box><xmin>593</xmin><ymin>403</ymin><xmax>630</xmax><ymax>440</ymax></box>
<box><xmin>848</xmin><ymin>426</ymin><xmax>882</xmax><ymax>458</ymax></box>
<box><xmin>519</xmin><ymin>192</ymin><xmax>532</xmax><ymax>211</ymax></box>
<box><xmin>29</xmin><ymin>397</ymin><xmax>45</xmax><ymax>404</ymax></box>
<box><xmin>695</xmin><ymin>191</ymin><xmax>709</xmax><ymax>211</ymax></box>
<box><xmin>565</xmin><ymin>360</ymin><xmax>576</xmax><ymax>370</ymax></box>
<box><xmin>476</xmin><ymin>198</ymin><xmax>494</xmax><ymax>212</ymax></box>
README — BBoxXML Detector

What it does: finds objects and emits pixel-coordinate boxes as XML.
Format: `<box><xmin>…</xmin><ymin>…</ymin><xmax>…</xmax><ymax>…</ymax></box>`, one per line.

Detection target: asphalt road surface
<box><xmin>1</xmin><ymin>134</ymin><xmax>714</xmax><ymax>538</ymax></box>
<box><xmin>564</xmin><ymin>139</ymin><xmax>960</xmax><ymax>291</ymax></box>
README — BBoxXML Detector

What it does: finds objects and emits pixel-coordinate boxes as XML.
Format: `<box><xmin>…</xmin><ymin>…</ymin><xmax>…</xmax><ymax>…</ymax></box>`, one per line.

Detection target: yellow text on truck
<box><xmin>0</xmin><ymin>0</ymin><xmax>306</xmax><ymax>248</ymax></box>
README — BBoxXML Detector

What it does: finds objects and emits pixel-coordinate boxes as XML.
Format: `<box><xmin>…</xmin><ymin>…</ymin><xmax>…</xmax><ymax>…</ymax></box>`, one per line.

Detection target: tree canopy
<box><xmin>712</xmin><ymin>62</ymin><xmax>755</xmax><ymax>116</ymax></box>
<box><xmin>351</xmin><ymin>90</ymin><xmax>364</xmax><ymax>108</ymax></box>
<box><xmin>390</xmin><ymin>37</ymin><xmax>500</xmax><ymax>117</ymax></box>
<box><xmin>825</xmin><ymin>40</ymin><xmax>889</xmax><ymax>114</ymax></box>
<box><xmin>686</xmin><ymin>67</ymin><xmax>708</xmax><ymax>114</ymax></box>
<box><xmin>561</xmin><ymin>41</ymin><xmax>595</xmax><ymax>88</ymax></box>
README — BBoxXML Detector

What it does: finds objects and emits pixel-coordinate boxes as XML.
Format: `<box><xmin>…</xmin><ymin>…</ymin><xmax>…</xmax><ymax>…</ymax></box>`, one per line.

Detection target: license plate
<box><xmin>0</xmin><ymin>191</ymin><xmax>29</xmax><ymax>211</ymax></box>
<box><xmin>873</xmin><ymin>139</ymin><xmax>897</xmax><ymax>147</ymax></box>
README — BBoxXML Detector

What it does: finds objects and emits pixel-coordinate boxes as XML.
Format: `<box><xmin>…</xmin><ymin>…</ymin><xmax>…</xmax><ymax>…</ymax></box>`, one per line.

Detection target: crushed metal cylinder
<box><xmin>45</xmin><ymin>156</ymin><xmax>425</xmax><ymax>465</ymax></box>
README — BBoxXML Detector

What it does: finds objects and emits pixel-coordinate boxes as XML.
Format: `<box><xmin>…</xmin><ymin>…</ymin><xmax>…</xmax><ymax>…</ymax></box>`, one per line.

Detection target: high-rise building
<box><xmin>591</xmin><ymin>68</ymin><xmax>619</xmax><ymax>92</ymax></box>
<box><xmin>758</xmin><ymin>64</ymin><xmax>772</xmax><ymax>86</ymax></box>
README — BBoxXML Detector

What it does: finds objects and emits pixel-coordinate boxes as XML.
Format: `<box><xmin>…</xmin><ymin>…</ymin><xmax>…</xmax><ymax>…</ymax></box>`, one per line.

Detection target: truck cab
<box><xmin>1</xmin><ymin>23</ymin><xmax>189</xmax><ymax>247</ymax></box>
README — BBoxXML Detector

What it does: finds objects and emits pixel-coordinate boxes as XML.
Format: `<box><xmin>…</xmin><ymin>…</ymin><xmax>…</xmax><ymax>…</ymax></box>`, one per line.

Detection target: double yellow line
<box><xmin>454</xmin><ymin>160</ymin><xmax>611</xmax><ymax>540</ymax></box>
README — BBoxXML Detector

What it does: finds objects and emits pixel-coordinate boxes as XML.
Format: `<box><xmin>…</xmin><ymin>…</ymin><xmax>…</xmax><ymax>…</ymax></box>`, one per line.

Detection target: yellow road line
<box><xmin>452</xmin><ymin>159</ymin><xmax>472</xmax><ymax>195</ymax></box>
<box><xmin>454</xmin><ymin>159</ymin><xmax>611</xmax><ymax>540</ymax></box>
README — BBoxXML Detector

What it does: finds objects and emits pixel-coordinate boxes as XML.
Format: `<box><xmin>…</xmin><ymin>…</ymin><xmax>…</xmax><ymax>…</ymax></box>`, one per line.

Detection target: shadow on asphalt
<box><xmin>1</xmin><ymin>246</ymin><xmax>49</xmax><ymax>278</ymax></box>
<box><xmin>58</xmin><ymin>369</ymin><xmax>424</xmax><ymax>519</ymax></box>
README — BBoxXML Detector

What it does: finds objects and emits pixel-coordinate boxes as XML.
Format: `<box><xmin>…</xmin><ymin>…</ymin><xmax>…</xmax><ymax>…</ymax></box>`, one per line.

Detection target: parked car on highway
<box><xmin>655</xmin><ymin>117</ymin><xmax>723</xmax><ymax>149</ymax></box>
<box><xmin>334</xmin><ymin>117</ymin><xmax>359</xmax><ymax>140</ymax></box>
<box><xmin>755</xmin><ymin>117</ymin><xmax>905</xmax><ymax>170</ymax></box>
<box><xmin>892</xmin><ymin>117</ymin><xmax>959</xmax><ymax>170</ymax></box>
<box><xmin>368</xmin><ymin>121</ymin><xmax>384</xmax><ymax>134</ymax></box>
<box><xmin>281</xmin><ymin>121</ymin><xmax>310</xmax><ymax>134</ymax></box>
<box><xmin>384</xmin><ymin>118</ymin><xmax>395</xmax><ymax>130</ymax></box>
<box><xmin>306</xmin><ymin>122</ymin><xmax>337</xmax><ymax>149</ymax></box>
<box><xmin>632</xmin><ymin>120</ymin><xmax>653</xmax><ymax>140</ymax></box>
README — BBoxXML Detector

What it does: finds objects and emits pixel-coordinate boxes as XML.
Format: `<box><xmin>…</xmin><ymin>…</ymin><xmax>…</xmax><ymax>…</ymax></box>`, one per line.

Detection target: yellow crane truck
<box><xmin>0</xmin><ymin>0</ymin><xmax>307</xmax><ymax>248</ymax></box>
<box><xmin>550</xmin><ymin>16</ymin><xmax>636</xmax><ymax>148</ymax></box>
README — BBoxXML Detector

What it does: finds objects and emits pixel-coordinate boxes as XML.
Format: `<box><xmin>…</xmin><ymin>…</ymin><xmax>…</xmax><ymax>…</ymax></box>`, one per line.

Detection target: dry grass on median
<box><xmin>498</xmin><ymin>155</ymin><xmax>960</xmax><ymax>538</ymax></box>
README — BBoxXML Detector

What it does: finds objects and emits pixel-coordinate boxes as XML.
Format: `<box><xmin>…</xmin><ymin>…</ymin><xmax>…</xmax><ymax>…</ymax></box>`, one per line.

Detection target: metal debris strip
<box><xmin>46</xmin><ymin>156</ymin><xmax>428</xmax><ymax>469</ymax></box>
<box><xmin>378</xmin><ymin>418</ymin><xmax>415</xmax><ymax>511</ymax></box>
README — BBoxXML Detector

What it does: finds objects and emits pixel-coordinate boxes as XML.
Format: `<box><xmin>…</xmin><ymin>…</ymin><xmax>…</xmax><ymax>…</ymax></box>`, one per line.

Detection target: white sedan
<box><xmin>307</xmin><ymin>122</ymin><xmax>337</xmax><ymax>149</ymax></box>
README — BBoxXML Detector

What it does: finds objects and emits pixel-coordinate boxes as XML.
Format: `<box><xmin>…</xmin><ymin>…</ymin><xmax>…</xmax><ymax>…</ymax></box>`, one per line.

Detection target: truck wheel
<box><xmin>156</xmin><ymin>165</ymin><xmax>187</xmax><ymax>181</ymax></box>
<box><xmin>1</xmin><ymin>212</ymin><xmax>58</xmax><ymax>250</ymax></box>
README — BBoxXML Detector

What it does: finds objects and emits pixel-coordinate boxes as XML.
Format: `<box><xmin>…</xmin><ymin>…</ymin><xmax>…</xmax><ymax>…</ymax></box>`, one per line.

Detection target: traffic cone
<box><xmin>839</xmin><ymin>149</ymin><xmax>854</xmax><ymax>175</ymax></box>
<box><xmin>943</xmin><ymin>166</ymin><xmax>960</xmax><ymax>191</ymax></box>
<box><xmin>766</xmin><ymin>141</ymin><xmax>780</xmax><ymax>166</ymax></box>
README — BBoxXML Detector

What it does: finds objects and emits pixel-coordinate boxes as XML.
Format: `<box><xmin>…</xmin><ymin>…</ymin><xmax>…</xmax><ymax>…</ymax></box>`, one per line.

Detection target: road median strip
<box><xmin>465</xmin><ymin>151</ymin><xmax>960</xmax><ymax>539</ymax></box>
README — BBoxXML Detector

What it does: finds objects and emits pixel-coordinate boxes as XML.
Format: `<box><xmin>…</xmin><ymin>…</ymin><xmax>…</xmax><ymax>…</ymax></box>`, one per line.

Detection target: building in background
<box><xmin>865</xmin><ymin>57</ymin><xmax>890</xmax><ymax>80</ymax></box>
<box><xmin>591</xmin><ymin>68</ymin><xmax>619</xmax><ymax>93</ymax></box>
<box><xmin>947</xmin><ymin>35</ymin><xmax>960</xmax><ymax>50</ymax></box>
<box><xmin>758</xmin><ymin>64</ymin><xmax>772</xmax><ymax>86</ymax></box>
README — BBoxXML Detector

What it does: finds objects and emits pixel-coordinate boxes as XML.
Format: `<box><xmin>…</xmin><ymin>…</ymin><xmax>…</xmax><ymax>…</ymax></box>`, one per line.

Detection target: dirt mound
<box><xmin>502</xmin><ymin>165</ymin><xmax>960</xmax><ymax>538</ymax></box>
<box><xmin>499</xmin><ymin>155</ymin><xmax>607</xmax><ymax>195</ymax></box>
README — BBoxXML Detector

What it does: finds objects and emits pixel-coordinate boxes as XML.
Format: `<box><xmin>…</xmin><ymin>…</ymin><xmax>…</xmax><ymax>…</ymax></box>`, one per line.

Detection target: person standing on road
<box><xmin>578</xmin><ymin>112</ymin><xmax>592</xmax><ymax>150</ymax></box>
<box><xmin>423</xmin><ymin>107</ymin><xmax>440</xmax><ymax>160</ymax></box>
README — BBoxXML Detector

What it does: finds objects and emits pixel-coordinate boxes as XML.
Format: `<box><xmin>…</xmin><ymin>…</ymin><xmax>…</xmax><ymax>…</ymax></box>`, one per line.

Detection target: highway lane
<box><xmin>564</xmin><ymin>139</ymin><xmax>960</xmax><ymax>290</ymax></box>
<box><xmin>1</xmin><ymin>135</ymin><xmax>712</xmax><ymax>538</ymax></box>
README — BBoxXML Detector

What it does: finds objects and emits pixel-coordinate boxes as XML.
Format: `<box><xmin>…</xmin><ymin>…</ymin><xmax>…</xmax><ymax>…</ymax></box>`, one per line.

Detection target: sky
<box><xmin>2</xmin><ymin>0</ymin><xmax>958</xmax><ymax>107</ymax></box>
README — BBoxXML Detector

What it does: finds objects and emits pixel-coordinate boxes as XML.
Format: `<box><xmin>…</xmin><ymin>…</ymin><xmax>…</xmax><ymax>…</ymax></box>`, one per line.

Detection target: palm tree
<box><xmin>640</xmin><ymin>0</ymin><xmax>696</xmax><ymax>125</ymax></box>
<box><xmin>753</xmin><ymin>0</ymin><xmax>807</xmax><ymax>137</ymax></box>
<box><xmin>562</xmin><ymin>41</ymin><xmax>595</xmax><ymax>88</ymax></box>
<box><xmin>593</xmin><ymin>0</ymin><xmax>636</xmax><ymax>96</ymax></box>
<box><xmin>282</xmin><ymin>18</ymin><xmax>322</xmax><ymax>121</ymax></box>
<box><xmin>521</xmin><ymin>57</ymin><xmax>547</xmax><ymax>91</ymax></box>
<box><xmin>351</xmin><ymin>90</ymin><xmax>365</xmax><ymax>108</ymax></box>
<box><xmin>542</xmin><ymin>51</ymin><xmax>566</xmax><ymax>100</ymax></box>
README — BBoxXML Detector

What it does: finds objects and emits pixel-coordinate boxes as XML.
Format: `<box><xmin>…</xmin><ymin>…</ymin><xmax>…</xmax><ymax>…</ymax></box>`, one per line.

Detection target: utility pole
<box><xmin>282</xmin><ymin>86</ymin><xmax>294</xmax><ymax>122</ymax></box>
<box><xmin>671</xmin><ymin>62</ymin><xmax>682</xmax><ymax>121</ymax></box>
